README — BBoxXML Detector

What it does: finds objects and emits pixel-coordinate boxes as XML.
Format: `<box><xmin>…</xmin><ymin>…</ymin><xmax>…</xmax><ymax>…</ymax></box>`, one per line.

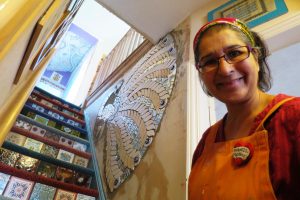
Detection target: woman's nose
<box><xmin>216</xmin><ymin>57</ymin><xmax>234</xmax><ymax>75</ymax></box>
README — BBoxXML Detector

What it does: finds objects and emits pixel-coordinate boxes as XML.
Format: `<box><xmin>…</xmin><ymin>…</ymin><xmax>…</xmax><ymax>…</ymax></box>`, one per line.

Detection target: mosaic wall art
<box><xmin>93</xmin><ymin>34</ymin><xmax>177</xmax><ymax>192</ymax></box>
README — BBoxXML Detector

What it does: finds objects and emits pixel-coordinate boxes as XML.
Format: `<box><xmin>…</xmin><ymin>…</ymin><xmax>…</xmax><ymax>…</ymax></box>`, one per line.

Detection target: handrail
<box><xmin>0</xmin><ymin>49</ymin><xmax>55</xmax><ymax>146</ymax></box>
<box><xmin>87</xmin><ymin>28</ymin><xmax>146</xmax><ymax>95</ymax></box>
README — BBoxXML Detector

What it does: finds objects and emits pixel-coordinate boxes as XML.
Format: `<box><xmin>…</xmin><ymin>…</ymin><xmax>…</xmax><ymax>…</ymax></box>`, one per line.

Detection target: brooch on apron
<box><xmin>232</xmin><ymin>141</ymin><xmax>254</xmax><ymax>166</ymax></box>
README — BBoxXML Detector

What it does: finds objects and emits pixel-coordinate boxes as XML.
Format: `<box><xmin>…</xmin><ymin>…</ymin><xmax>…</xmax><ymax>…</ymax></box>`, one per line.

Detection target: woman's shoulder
<box><xmin>269</xmin><ymin>94</ymin><xmax>300</xmax><ymax>133</ymax></box>
<box><xmin>278</xmin><ymin>94</ymin><xmax>300</xmax><ymax>113</ymax></box>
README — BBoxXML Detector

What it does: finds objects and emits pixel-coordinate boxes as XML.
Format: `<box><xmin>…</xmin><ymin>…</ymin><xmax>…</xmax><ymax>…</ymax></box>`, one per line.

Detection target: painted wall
<box><xmin>0</xmin><ymin>0</ymin><xmax>53</xmax><ymax>108</ymax></box>
<box><xmin>85</xmin><ymin>20</ymin><xmax>190</xmax><ymax>200</ymax></box>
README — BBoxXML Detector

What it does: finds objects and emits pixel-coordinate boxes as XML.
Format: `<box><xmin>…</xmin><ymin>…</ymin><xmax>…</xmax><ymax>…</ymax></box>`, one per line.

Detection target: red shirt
<box><xmin>192</xmin><ymin>94</ymin><xmax>300</xmax><ymax>200</ymax></box>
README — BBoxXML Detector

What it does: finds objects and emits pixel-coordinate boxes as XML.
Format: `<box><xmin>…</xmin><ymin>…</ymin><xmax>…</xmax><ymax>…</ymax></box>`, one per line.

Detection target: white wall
<box><xmin>268</xmin><ymin>42</ymin><xmax>300</xmax><ymax>96</ymax></box>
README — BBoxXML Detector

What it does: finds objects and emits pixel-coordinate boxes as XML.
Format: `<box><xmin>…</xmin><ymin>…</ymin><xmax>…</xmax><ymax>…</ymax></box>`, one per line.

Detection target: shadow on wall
<box><xmin>115</xmin><ymin>150</ymin><xmax>169</xmax><ymax>200</ymax></box>
<box><xmin>136</xmin><ymin>150</ymin><xmax>169</xmax><ymax>200</ymax></box>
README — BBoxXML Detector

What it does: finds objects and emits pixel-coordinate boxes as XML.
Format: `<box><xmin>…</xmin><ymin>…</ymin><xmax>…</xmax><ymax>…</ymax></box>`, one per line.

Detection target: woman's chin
<box><xmin>214</xmin><ymin>91</ymin><xmax>249</xmax><ymax>105</ymax></box>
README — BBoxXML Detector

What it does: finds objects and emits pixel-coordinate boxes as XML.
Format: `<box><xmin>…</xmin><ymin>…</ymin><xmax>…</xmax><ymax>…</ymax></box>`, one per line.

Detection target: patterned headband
<box><xmin>193</xmin><ymin>18</ymin><xmax>255</xmax><ymax>52</ymax></box>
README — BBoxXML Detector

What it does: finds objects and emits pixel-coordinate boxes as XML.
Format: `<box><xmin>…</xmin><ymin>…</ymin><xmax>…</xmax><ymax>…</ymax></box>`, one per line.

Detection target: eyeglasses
<box><xmin>196</xmin><ymin>45</ymin><xmax>254</xmax><ymax>73</ymax></box>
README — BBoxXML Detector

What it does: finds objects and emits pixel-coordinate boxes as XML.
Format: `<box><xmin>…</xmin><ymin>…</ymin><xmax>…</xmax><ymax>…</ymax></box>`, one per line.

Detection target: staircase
<box><xmin>0</xmin><ymin>87</ymin><xmax>99</xmax><ymax>200</ymax></box>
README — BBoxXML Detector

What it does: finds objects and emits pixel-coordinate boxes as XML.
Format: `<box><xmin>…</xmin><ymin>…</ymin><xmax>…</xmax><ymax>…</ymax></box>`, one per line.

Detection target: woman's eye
<box><xmin>201</xmin><ymin>59</ymin><xmax>218</xmax><ymax>67</ymax></box>
<box><xmin>227</xmin><ymin>50</ymin><xmax>242</xmax><ymax>59</ymax></box>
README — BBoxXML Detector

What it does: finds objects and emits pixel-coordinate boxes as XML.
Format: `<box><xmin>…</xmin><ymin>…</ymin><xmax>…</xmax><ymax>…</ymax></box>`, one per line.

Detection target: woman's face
<box><xmin>198</xmin><ymin>28</ymin><xmax>260</xmax><ymax>105</ymax></box>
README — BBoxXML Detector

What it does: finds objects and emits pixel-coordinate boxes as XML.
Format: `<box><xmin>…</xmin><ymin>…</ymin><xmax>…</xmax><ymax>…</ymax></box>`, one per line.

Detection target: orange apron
<box><xmin>189</xmin><ymin>97</ymin><xmax>294</xmax><ymax>200</ymax></box>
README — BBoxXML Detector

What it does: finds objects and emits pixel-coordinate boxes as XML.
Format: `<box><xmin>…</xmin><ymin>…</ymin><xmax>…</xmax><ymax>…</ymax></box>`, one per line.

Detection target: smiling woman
<box><xmin>189</xmin><ymin>17</ymin><xmax>300</xmax><ymax>200</ymax></box>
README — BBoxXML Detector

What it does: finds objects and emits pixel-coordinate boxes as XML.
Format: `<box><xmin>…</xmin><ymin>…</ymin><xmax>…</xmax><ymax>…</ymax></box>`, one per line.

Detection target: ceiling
<box><xmin>95</xmin><ymin>0</ymin><xmax>211</xmax><ymax>43</ymax></box>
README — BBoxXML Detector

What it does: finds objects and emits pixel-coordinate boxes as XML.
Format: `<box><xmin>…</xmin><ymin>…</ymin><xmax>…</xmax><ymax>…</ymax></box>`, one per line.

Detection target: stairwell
<box><xmin>0</xmin><ymin>87</ymin><xmax>98</xmax><ymax>200</ymax></box>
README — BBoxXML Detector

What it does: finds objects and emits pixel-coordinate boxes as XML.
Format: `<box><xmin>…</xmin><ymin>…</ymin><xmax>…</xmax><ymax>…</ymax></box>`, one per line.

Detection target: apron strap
<box><xmin>205</xmin><ymin>120</ymin><xmax>222</xmax><ymax>144</ymax></box>
<box><xmin>255</xmin><ymin>97</ymin><xmax>295</xmax><ymax>132</ymax></box>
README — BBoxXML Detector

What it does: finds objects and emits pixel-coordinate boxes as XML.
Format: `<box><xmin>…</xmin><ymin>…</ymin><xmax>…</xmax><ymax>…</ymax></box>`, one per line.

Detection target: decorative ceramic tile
<box><xmin>0</xmin><ymin>172</ymin><xmax>10</xmax><ymax>195</ymax></box>
<box><xmin>76</xmin><ymin>194</ymin><xmax>95</xmax><ymax>200</ymax></box>
<box><xmin>59</xmin><ymin>137</ymin><xmax>74</xmax><ymax>147</ymax></box>
<box><xmin>41</xmin><ymin>144</ymin><xmax>59</xmax><ymax>158</ymax></box>
<box><xmin>6</xmin><ymin>132</ymin><xmax>27</xmax><ymax>146</ymax></box>
<box><xmin>66</xmin><ymin>119</ymin><xmax>79</xmax><ymax>127</ymax></box>
<box><xmin>73</xmin><ymin>113</ymin><xmax>82</xmax><ymax>120</ymax></box>
<box><xmin>34</xmin><ymin>115</ymin><xmax>49</xmax><ymax>125</ymax></box>
<box><xmin>60</xmin><ymin>126</ymin><xmax>72</xmax><ymax>134</ymax></box>
<box><xmin>32</xmin><ymin>103</ymin><xmax>45</xmax><ymax>112</ymax></box>
<box><xmin>14</xmin><ymin>119</ymin><xmax>32</xmax><ymax>131</ymax></box>
<box><xmin>72</xmin><ymin>142</ymin><xmax>87</xmax><ymax>152</ymax></box>
<box><xmin>74</xmin><ymin>113</ymin><xmax>83</xmax><ymax>120</ymax></box>
<box><xmin>23</xmin><ymin>138</ymin><xmax>44</xmax><ymax>153</ymax></box>
<box><xmin>66</xmin><ymin>119</ymin><xmax>75</xmax><ymax>126</ymax></box>
<box><xmin>25</xmin><ymin>111</ymin><xmax>36</xmax><ymax>119</ymax></box>
<box><xmin>57</xmin><ymin>105</ymin><xmax>64</xmax><ymax>111</ymax></box>
<box><xmin>52</xmin><ymin>100</ymin><xmax>62</xmax><ymax>108</ymax></box>
<box><xmin>0</xmin><ymin>148</ymin><xmax>20</xmax><ymax>167</ymax></box>
<box><xmin>15</xmin><ymin>155</ymin><xmax>39</xmax><ymax>173</ymax></box>
<box><xmin>57</xmin><ymin>149</ymin><xmax>74</xmax><ymax>163</ymax></box>
<box><xmin>73</xmin><ymin>156</ymin><xmax>89</xmax><ymax>168</ymax></box>
<box><xmin>52</xmin><ymin>104</ymin><xmax>59</xmax><ymax>110</ymax></box>
<box><xmin>40</xmin><ymin>99</ymin><xmax>53</xmax><ymax>108</ymax></box>
<box><xmin>54</xmin><ymin>189</ymin><xmax>76</xmax><ymax>200</ymax></box>
<box><xmin>74</xmin><ymin>172</ymin><xmax>92</xmax><ymax>188</ymax></box>
<box><xmin>48</xmin><ymin>110</ymin><xmax>64</xmax><ymax>121</ymax></box>
<box><xmin>30</xmin><ymin>94</ymin><xmax>41</xmax><ymax>101</ymax></box>
<box><xmin>62</xmin><ymin>109</ymin><xmax>75</xmax><ymax>117</ymax></box>
<box><xmin>29</xmin><ymin>125</ymin><xmax>46</xmax><ymax>137</ymax></box>
<box><xmin>70</xmin><ymin>130</ymin><xmax>81</xmax><ymax>137</ymax></box>
<box><xmin>36</xmin><ymin>161</ymin><xmax>57</xmax><ymax>178</ymax></box>
<box><xmin>29</xmin><ymin>183</ymin><xmax>56</xmax><ymax>200</ymax></box>
<box><xmin>47</xmin><ymin>120</ymin><xmax>57</xmax><ymax>128</ymax></box>
<box><xmin>54</xmin><ymin>123</ymin><xmax>62</xmax><ymax>130</ymax></box>
<box><xmin>44</xmin><ymin>132</ymin><xmax>60</xmax><ymax>142</ymax></box>
<box><xmin>3</xmin><ymin>176</ymin><xmax>34</xmax><ymax>200</ymax></box>
<box><xmin>55</xmin><ymin>167</ymin><xmax>74</xmax><ymax>184</ymax></box>
<box><xmin>15</xmin><ymin>119</ymin><xmax>24</xmax><ymax>127</ymax></box>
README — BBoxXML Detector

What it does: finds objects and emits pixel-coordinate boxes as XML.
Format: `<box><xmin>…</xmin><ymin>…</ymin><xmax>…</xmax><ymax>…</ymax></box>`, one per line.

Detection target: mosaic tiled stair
<box><xmin>0</xmin><ymin>87</ymin><xmax>99</xmax><ymax>200</ymax></box>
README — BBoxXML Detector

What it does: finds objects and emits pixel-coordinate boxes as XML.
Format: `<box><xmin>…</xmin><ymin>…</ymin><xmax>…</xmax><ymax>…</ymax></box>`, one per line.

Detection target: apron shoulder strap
<box><xmin>255</xmin><ymin>97</ymin><xmax>295</xmax><ymax>132</ymax></box>
<box><xmin>205</xmin><ymin>120</ymin><xmax>223</xmax><ymax>144</ymax></box>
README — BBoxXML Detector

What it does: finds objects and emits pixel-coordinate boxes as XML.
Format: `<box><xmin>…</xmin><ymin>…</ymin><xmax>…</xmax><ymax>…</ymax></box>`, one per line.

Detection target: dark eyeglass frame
<box><xmin>196</xmin><ymin>45</ymin><xmax>255</xmax><ymax>73</ymax></box>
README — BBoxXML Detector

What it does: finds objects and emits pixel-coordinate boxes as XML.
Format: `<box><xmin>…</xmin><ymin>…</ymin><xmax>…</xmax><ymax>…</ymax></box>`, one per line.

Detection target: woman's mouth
<box><xmin>216</xmin><ymin>77</ymin><xmax>244</xmax><ymax>90</ymax></box>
